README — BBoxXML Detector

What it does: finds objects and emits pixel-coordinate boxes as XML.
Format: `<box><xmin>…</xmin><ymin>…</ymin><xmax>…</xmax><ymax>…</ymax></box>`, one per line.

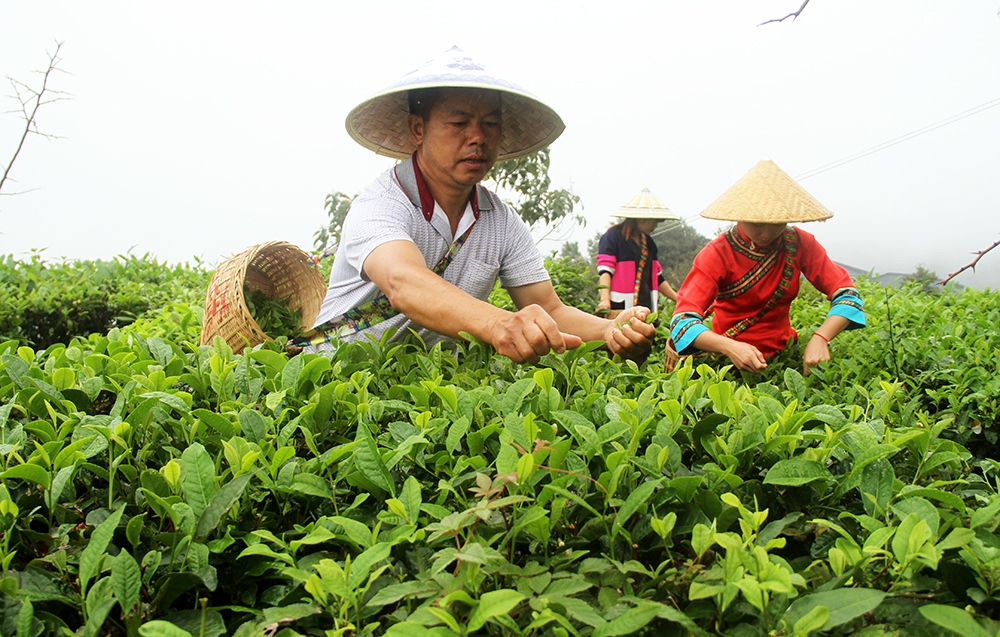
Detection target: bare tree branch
<box><xmin>1</xmin><ymin>41</ymin><xmax>70</xmax><ymax>196</ymax></box>
<box><xmin>759</xmin><ymin>0</ymin><xmax>812</xmax><ymax>26</ymax></box>
<box><xmin>939</xmin><ymin>238</ymin><xmax>1000</xmax><ymax>285</ymax></box>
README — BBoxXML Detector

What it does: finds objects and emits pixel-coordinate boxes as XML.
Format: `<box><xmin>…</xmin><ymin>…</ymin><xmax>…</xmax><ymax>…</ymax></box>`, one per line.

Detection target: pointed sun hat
<box><xmin>610</xmin><ymin>187</ymin><xmax>681</xmax><ymax>220</ymax></box>
<box><xmin>345</xmin><ymin>46</ymin><xmax>565</xmax><ymax>161</ymax></box>
<box><xmin>700</xmin><ymin>159</ymin><xmax>834</xmax><ymax>223</ymax></box>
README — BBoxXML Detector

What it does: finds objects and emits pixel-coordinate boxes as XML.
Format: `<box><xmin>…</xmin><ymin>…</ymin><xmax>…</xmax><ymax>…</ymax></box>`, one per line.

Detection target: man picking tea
<box><xmin>301</xmin><ymin>47</ymin><xmax>654</xmax><ymax>363</ymax></box>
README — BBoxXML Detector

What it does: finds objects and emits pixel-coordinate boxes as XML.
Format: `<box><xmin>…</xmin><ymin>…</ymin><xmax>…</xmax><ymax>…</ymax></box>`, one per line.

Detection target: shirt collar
<box><xmin>395</xmin><ymin>152</ymin><xmax>486</xmax><ymax>222</ymax></box>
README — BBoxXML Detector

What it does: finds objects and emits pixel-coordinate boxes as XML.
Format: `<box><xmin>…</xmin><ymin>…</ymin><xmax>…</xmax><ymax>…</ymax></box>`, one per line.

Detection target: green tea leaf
<box><xmin>592</xmin><ymin>601</ymin><xmax>663</xmax><ymax>637</ymax></box>
<box><xmin>290</xmin><ymin>473</ymin><xmax>333</xmax><ymax>499</ymax></box>
<box><xmin>0</xmin><ymin>463</ymin><xmax>51</xmax><ymax>489</ymax></box>
<box><xmin>918</xmin><ymin>604</ymin><xmax>992</xmax><ymax>637</ymax></box>
<box><xmin>84</xmin><ymin>596</ymin><xmax>117</xmax><ymax>637</ymax></box>
<box><xmin>156</xmin><ymin>610</ymin><xmax>227</xmax><ymax>637</ymax></box>
<box><xmin>783</xmin><ymin>367</ymin><xmax>806</xmax><ymax>402</ymax></box>
<box><xmin>79</xmin><ymin>505</ymin><xmax>125</xmax><ymax>595</ymax></box>
<box><xmin>16</xmin><ymin>599</ymin><xmax>35</xmax><ymax>637</ymax></box>
<box><xmin>860</xmin><ymin>458</ymin><xmax>894</xmax><ymax>516</ymax></box>
<box><xmin>112</xmin><ymin>551</ymin><xmax>142</xmax><ymax>612</ymax></box>
<box><xmin>793</xmin><ymin>605</ymin><xmax>830</xmax><ymax>635</ymax></box>
<box><xmin>193</xmin><ymin>409</ymin><xmax>236</xmax><ymax>438</ymax></box>
<box><xmin>139</xmin><ymin>620</ymin><xmax>195</xmax><ymax>637</ymax></box>
<box><xmin>467</xmin><ymin>589</ymin><xmax>525</xmax><ymax>632</ymax></box>
<box><xmin>354</xmin><ymin>424</ymin><xmax>395</xmax><ymax>497</ymax></box>
<box><xmin>180</xmin><ymin>443</ymin><xmax>217</xmax><ymax>517</ymax></box>
<box><xmin>617</xmin><ymin>479</ymin><xmax>660</xmax><ymax>525</ymax></box>
<box><xmin>783</xmin><ymin>588</ymin><xmax>885</xmax><ymax>631</ymax></box>
<box><xmin>763</xmin><ymin>457</ymin><xmax>832</xmax><ymax>486</ymax></box>
<box><xmin>195</xmin><ymin>471</ymin><xmax>255</xmax><ymax>540</ymax></box>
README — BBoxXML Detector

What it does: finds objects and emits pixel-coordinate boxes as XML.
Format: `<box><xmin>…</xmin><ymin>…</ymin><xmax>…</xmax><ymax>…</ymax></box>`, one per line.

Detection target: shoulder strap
<box><xmin>293</xmin><ymin>220</ymin><xmax>477</xmax><ymax>349</ymax></box>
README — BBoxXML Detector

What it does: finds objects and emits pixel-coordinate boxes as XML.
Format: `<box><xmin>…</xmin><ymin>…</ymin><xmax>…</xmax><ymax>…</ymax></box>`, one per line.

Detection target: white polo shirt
<box><xmin>311</xmin><ymin>157</ymin><xmax>550</xmax><ymax>349</ymax></box>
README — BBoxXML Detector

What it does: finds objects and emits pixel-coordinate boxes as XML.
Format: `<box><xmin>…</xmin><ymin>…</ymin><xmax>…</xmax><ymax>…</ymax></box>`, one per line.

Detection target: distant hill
<box><xmin>836</xmin><ymin>263</ymin><xmax>961</xmax><ymax>291</ymax></box>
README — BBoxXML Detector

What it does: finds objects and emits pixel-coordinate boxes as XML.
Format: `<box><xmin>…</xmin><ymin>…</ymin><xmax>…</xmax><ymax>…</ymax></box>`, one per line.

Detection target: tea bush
<box><xmin>0</xmin><ymin>253</ymin><xmax>210</xmax><ymax>349</ymax></box>
<box><xmin>1</xmin><ymin>255</ymin><xmax>1000</xmax><ymax>636</ymax></box>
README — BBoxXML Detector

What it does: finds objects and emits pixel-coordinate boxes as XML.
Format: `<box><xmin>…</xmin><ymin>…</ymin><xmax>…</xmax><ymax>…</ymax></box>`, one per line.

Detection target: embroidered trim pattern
<box><xmin>831</xmin><ymin>287</ymin><xmax>863</xmax><ymax>312</ymax></box>
<box><xmin>633</xmin><ymin>235</ymin><xmax>649</xmax><ymax>306</ymax></box>
<box><xmin>722</xmin><ymin>228</ymin><xmax>799</xmax><ymax>339</ymax></box>
<box><xmin>670</xmin><ymin>311</ymin><xmax>706</xmax><ymax>344</ymax></box>
<box><xmin>718</xmin><ymin>227</ymin><xmax>782</xmax><ymax>300</ymax></box>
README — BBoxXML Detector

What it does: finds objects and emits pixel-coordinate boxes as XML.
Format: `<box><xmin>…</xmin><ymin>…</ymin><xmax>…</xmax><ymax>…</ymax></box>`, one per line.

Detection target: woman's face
<box><xmin>637</xmin><ymin>219</ymin><xmax>660</xmax><ymax>235</ymax></box>
<box><xmin>739</xmin><ymin>222</ymin><xmax>787</xmax><ymax>247</ymax></box>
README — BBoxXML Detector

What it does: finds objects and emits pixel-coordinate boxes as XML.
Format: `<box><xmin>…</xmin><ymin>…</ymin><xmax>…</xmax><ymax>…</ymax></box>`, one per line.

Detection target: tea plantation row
<box><xmin>1</xmin><ymin>253</ymin><xmax>1000</xmax><ymax>636</ymax></box>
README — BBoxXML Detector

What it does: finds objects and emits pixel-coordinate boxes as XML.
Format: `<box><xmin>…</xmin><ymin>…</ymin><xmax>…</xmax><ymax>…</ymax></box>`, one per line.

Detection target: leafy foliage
<box><xmin>0</xmin><ymin>252</ymin><xmax>209</xmax><ymax>348</ymax></box>
<box><xmin>314</xmin><ymin>191</ymin><xmax>355</xmax><ymax>254</ymax></box>
<box><xmin>2</xmin><ymin>255</ymin><xmax>1000</xmax><ymax>636</ymax></box>
<box><xmin>486</xmin><ymin>148</ymin><xmax>583</xmax><ymax>229</ymax></box>
<box><xmin>243</xmin><ymin>288</ymin><xmax>303</xmax><ymax>340</ymax></box>
<box><xmin>489</xmin><ymin>252</ymin><xmax>599</xmax><ymax>314</ymax></box>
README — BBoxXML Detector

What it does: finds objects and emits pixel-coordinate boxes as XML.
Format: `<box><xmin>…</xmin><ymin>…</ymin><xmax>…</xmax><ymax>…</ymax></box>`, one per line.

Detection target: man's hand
<box><xmin>486</xmin><ymin>304</ymin><xmax>582</xmax><ymax>363</ymax></box>
<box><xmin>603</xmin><ymin>306</ymin><xmax>656</xmax><ymax>363</ymax></box>
<box><xmin>803</xmin><ymin>333</ymin><xmax>831</xmax><ymax>376</ymax></box>
<box><xmin>723</xmin><ymin>340</ymin><xmax>768</xmax><ymax>373</ymax></box>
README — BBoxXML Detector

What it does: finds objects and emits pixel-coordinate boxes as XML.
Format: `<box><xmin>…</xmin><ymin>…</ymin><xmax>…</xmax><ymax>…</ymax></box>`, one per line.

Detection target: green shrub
<box><xmin>0</xmin><ymin>252</ymin><xmax>210</xmax><ymax>348</ymax></box>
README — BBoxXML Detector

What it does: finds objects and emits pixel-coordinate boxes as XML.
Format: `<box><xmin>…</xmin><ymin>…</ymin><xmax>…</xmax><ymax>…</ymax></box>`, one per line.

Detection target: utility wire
<box><xmin>796</xmin><ymin>96</ymin><xmax>1000</xmax><ymax>180</ymax></box>
<box><xmin>643</xmin><ymin>96</ymin><xmax>1000</xmax><ymax>240</ymax></box>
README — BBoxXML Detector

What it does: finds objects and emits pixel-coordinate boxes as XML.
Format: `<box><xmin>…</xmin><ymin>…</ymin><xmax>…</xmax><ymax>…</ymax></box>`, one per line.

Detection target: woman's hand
<box><xmin>723</xmin><ymin>340</ymin><xmax>768</xmax><ymax>373</ymax></box>
<box><xmin>596</xmin><ymin>299</ymin><xmax>611</xmax><ymax>312</ymax></box>
<box><xmin>803</xmin><ymin>332</ymin><xmax>831</xmax><ymax>376</ymax></box>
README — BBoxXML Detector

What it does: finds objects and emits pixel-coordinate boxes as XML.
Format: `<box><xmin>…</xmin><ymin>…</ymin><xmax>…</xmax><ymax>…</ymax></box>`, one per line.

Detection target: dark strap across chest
<box><xmin>292</xmin><ymin>155</ymin><xmax>492</xmax><ymax>348</ymax></box>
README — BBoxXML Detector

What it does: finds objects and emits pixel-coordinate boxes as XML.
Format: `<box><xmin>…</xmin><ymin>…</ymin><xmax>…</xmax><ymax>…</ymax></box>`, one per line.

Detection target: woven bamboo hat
<box><xmin>346</xmin><ymin>46</ymin><xmax>565</xmax><ymax>161</ymax></box>
<box><xmin>700</xmin><ymin>159</ymin><xmax>834</xmax><ymax>223</ymax></box>
<box><xmin>610</xmin><ymin>187</ymin><xmax>681</xmax><ymax>220</ymax></box>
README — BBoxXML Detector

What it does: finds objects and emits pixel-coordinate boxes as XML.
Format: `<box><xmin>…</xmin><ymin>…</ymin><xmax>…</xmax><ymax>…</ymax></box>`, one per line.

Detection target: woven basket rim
<box><xmin>199</xmin><ymin>241</ymin><xmax>326</xmax><ymax>354</ymax></box>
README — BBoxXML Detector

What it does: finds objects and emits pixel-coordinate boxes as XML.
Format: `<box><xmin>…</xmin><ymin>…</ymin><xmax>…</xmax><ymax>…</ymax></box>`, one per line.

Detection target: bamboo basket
<box><xmin>199</xmin><ymin>241</ymin><xmax>326</xmax><ymax>354</ymax></box>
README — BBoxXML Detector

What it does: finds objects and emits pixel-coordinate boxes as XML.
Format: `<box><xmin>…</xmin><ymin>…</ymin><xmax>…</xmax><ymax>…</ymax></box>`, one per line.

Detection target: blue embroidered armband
<box><xmin>670</xmin><ymin>312</ymin><xmax>710</xmax><ymax>355</ymax></box>
<box><xmin>828</xmin><ymin>287</ymin><xmax>866</xmax><ymax>328</ymax></box>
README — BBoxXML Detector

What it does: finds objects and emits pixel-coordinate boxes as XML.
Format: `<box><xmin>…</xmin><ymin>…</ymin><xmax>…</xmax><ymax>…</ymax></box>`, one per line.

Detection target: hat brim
<box><xmin>609</xmin><ymin>211</ymin><xmax>681</xmax><ymax>220</ymax></box>
<box><xmin>346</xmin><ymin>82</ymin><xmax>565</xmax><ymax>162</ymax></box>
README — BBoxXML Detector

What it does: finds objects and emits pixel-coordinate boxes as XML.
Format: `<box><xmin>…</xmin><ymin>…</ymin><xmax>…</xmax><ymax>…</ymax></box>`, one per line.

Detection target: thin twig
<box><xmin>884</xmin><ymin>288</ymin><xmax>900</xmax><ymax>379</ymax></box>
<box><xmin>1</xmin><ymin>41</ymin><xmax>69</xmax><ymax>195</ymax></box>
<box><xmin>939</xmin><ymin>238</ymin><xmax>1000</xmax><ymax>285</ymax></box>
<box><xmin>758</xmin><ymin>0</ymin><xmax>812</xmax><ymax>26</ymax></box>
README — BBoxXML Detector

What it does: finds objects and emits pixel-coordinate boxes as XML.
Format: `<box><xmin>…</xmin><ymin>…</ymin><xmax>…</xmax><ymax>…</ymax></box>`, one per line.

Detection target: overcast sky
<box><xmin>2</xmin><ymin>1</ymin><xmax>999</xmax><ymax>288</ymax></box>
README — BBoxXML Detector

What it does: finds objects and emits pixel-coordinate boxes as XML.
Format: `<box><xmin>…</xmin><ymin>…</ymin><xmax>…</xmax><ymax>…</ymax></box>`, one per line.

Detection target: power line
<box><xmin>796</xmin><ymin>96</ymin><xmax>1000</xmax><ymax>180</ymax></box>
<box><xmin>639</xmin><ymin>97</ymin><xmax>1000</xmax><ymax>239</ymax></box>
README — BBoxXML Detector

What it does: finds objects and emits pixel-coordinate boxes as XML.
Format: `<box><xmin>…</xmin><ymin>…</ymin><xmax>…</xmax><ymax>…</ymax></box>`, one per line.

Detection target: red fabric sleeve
<box><xmin>796</xmin><ymin>229</ymin><xmax>854</xmax><ymax>299</ymax></box>
<box><xmin>674</xmin><ymin>239</ymin><xmax>726</xmax><ymax>317</ymax></box>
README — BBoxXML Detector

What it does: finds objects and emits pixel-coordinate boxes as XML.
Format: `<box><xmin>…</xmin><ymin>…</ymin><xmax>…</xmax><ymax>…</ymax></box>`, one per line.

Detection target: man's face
<box><xmin>409</xmin><ymin>88</ymin><xmax>502</xmax><ymax>189</ymax></box>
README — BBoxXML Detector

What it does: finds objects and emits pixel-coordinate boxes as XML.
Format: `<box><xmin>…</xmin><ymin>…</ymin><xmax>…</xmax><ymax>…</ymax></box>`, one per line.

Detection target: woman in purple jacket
<box><xmin>596</xmin><ymin>188</ymin><xmax>679</xmax><ymax>319</ymax></box>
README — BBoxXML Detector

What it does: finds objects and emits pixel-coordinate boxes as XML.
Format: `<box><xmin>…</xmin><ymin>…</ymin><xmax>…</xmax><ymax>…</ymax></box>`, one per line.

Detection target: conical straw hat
<box><xmin>346</xmin><ymin>46</ymin><xmax>565</xmax><ymax>161</ymax></box>
<box><xmin>700</xmin><ymin>159</ymin><xmax>834</xmax><ymax>223</ymax></box>
<box><xmin>610</xmin><ymin>187</ymin><xmax>681</xmax><ymax>220</ymax></box>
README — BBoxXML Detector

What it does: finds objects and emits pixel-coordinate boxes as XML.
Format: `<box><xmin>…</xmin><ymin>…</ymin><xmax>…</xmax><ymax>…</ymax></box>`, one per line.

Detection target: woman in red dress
<box><xmin>670</xmin><ymin>160</ymin><xmax>865</xmax><ymax>375</ymax></box>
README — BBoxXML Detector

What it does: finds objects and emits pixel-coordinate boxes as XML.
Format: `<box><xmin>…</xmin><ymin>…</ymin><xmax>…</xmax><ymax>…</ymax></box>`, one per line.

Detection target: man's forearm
<box><xmin>548</xmin><ymin>303</ymin><xmax>613</xmax><ymax>342</ymax></box>
<box><xmin>380</xmin><ymin>264</ymin><xmax>506</xmax><ymax>342</ymax></box>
